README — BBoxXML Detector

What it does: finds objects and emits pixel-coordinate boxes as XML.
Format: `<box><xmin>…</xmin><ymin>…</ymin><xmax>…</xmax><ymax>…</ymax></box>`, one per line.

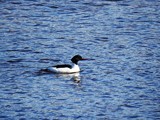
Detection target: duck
<box><xmin>41</xmin><ymin>55</ymin><xmax>93</xmax><ymax>74</ymax></box>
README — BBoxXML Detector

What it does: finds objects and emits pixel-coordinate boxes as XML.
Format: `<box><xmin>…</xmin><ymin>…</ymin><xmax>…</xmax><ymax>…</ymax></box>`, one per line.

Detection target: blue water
<box><xmin>0</xmin><ymin>0</ymin><xmax>160</xmax><ymax>119</ymax></box>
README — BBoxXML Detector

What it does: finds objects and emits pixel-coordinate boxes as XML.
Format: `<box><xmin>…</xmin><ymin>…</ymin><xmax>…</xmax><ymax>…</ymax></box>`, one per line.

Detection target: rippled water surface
<box><xmin>0</xmin><ymin>0</ymin><xmax>160</xmax><ymax>119</ymax></box>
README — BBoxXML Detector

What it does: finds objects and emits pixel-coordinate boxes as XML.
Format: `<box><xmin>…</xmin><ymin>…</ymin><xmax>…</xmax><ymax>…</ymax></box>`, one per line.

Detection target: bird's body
<box><xmin>47</xmin><ymin>64</ymin><xmax>80</xmax><ymax>74</ymax></box>
<box><xmin>41</xmin><ymin>55</ymin><xmax>93</xmax><ymax>74</ymax></box>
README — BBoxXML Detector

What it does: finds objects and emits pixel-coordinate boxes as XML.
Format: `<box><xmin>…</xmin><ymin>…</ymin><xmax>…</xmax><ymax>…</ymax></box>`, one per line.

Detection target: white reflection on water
<box><xmin>56</xmin><ymin>72</ymin><xmax>81</xmax><ymax>83</ymax></box>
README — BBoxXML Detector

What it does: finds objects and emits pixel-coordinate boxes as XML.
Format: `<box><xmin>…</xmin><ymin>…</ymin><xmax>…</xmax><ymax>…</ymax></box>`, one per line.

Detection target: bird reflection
<box><xmin>58</xmin><ymin>73</ymin><xmax>81</xmax><ymax>83</ymax></box>
<box><xmin>36</xmin><ymin>70</ymin><xmax>81</xmax><ymax>83</ymax></box>
<box><xmin>71</xmin><ymin>73</ymin><xmax>81</xmax><ymax>83</ymax></box>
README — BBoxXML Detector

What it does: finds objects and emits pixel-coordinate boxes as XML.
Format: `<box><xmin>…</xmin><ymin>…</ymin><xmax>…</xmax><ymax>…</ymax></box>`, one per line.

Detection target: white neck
<box><xmin>71</xmin><ymin>64</ymin><xmax>80</xmax><ymax>73</ymax></box>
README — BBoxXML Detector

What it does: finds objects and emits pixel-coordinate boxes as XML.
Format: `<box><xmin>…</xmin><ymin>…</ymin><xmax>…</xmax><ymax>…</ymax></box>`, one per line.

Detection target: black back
<box><xmin>53</xmin><ymin>64</ymin><xmax>72</xmax><ymax>69</ymax></box>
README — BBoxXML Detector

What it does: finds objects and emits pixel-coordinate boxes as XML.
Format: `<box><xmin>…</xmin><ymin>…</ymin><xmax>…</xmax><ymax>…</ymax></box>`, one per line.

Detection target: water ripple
<box><xmin>0</xmin><ymin>0</ymin><xmax>160</xmax><ymax>119</ymax></box>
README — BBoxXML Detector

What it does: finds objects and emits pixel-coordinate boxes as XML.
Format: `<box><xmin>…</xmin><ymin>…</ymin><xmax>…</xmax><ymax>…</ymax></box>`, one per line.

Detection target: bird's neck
<box><xmin>72</xmin><ymin>63</ymin><xmax>80</xmax><ymax>72</ymax></box>
<box><xmin>72</xmin><ymin>63</ymin><xmax>79</xmax><ymax>67</ymax></box>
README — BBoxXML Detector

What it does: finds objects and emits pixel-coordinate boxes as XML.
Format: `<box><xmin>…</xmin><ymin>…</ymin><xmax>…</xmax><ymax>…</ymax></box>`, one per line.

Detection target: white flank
<box><xmin>47</xmin><ymin>64</ymin><xmax>80</xmax><ymax>74</ymax></box>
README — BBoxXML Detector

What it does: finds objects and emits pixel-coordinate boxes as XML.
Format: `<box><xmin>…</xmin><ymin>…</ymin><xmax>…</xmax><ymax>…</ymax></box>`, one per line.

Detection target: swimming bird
<box><xmin>42</xmin><ymin>55</ymin><xmax>93</xmax><ymax>74</ymax></box>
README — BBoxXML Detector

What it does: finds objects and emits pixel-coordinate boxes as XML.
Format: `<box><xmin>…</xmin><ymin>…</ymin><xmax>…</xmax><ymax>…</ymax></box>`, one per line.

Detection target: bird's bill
<box><xmin>81</xmin><ymin>58</ymin><xmax>95</xmax><ymax>60</ymax></box>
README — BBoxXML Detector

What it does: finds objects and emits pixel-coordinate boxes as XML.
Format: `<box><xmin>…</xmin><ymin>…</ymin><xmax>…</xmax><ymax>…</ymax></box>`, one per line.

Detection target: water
<box><xmin>0</xmin><ymin>0</ymin><xmax>160</xmax><ymax>119</ymax></box>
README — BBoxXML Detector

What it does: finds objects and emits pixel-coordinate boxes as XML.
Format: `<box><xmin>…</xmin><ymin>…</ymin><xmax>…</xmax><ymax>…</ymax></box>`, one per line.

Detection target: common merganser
<box><xmin>42</xmin><ymin>55</ymin><xmax>93</xmax><ymax>74</ymax></box>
